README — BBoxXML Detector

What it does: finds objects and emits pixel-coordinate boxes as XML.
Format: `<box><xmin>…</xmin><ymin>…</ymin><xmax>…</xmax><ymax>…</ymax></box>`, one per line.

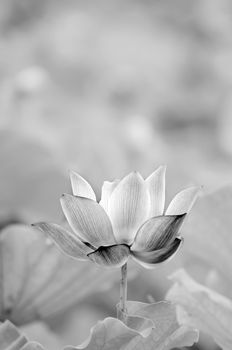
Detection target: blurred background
<box><xmin>0</xmin><ymin>0</ymin><xmax>232</xmax><ymax>349</ymax></box>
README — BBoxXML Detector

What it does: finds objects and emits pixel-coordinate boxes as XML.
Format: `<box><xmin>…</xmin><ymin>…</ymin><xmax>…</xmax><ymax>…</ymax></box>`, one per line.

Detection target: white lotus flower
<box><xmin>33</xmin><ymin>167</ymin><xmax>200</xmax><ymax>269</ymax></box>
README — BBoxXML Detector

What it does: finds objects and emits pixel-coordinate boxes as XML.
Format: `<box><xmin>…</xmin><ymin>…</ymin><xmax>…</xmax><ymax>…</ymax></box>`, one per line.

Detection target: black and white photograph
<box><xmin>0</xmin><ymin>1</ymin><xmax>231</xmax><ymax>349</ymax></box>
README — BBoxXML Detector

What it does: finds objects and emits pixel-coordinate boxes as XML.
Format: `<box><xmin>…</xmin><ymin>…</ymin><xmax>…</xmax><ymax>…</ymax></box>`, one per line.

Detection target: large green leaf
<box><xmin>0</xmin><ymin>224</ymin><xmax>136</xmax><ymax>325</ymax></box>
<box><xmin>166</xmin><ymin>269</ymin><xmax>232</xmax><ymax>350</ymax></box>
<box><xmin>0</xmin><ymin>321</ymin><xmax>44</xmax><ymax>350</ymax></box>
<box><xmin>66</xmin><ymin>301</ymin><xmax>198</xmax><ymax>350</ymax></box>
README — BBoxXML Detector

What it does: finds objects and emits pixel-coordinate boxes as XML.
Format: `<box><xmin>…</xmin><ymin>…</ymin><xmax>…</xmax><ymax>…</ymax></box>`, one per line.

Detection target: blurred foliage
<box><xmin>0</xmin><ymin>224</ymin><xmax>138</xmax><ymax>326</ymax></box>
<box><xmin>165</xmin><ymin>185</ymin><xmax>232</xmax><ymax>350</ymax></box>
<box><xmin>66</xmin><ymin>301</ymin><xmax>198</xmax><ymax>350</ymax></box>
<box><xmin>167</xmin><ymin>269</ymin><xmax>232</xmax><ymax>350</ymax></box>
<box><xmin>0</xmin><ymin>320</ymin><xmax>44</xmax><ymax>349</ymax></box>
<box><xmin>0</xmin><ymin>0</ymin><xmax>232</xmax><ymax>193</ymax></box>
<box><xmin>0</xmin><ymin>130</ymin><xmax>67</xmax><ymax>223</ymax></box>
<box><xmin>181</xmin><ymin>185</ymin><xmax>232</xmax><ymax>298</ymax></box>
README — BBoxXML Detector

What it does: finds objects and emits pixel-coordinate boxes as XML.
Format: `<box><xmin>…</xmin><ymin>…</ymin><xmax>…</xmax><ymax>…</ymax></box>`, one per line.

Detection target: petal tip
<box><xmin>128</xmin><ymin>171</ymin><xmax>144</xmax><ymax>181</ymax></box>
<box><xmin>69</xmin><ymin>170</ymin><xmax>82</xmax><ymax>181</ymax></box>
<box><xmin>158</xmin><ymin>164</ymin><xmax>167</xmax><ymax>172</ymax></box>
<box><xmin>69</xmin><ymin>171</ymin><xmax>96</xmax><ymax>200</ymax></box>
<box><xmin>146</xmin><ymin>164</ymin><xmax>167</xmax><ymax>180</ymax></box>
<box><xmin>166</xmin><ymin>186</ymin><xmax>201</xmax><ymax>215</ymax></box>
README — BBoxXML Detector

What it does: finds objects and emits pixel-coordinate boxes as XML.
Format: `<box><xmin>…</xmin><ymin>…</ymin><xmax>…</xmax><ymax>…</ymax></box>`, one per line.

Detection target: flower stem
<box><xmin>118</xmin><ymin>262</ymin><xmax>128</xmax><ymax>324</ymax></box>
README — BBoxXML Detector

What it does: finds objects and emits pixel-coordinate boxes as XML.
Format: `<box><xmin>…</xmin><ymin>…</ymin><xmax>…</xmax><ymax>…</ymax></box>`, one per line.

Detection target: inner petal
<box><xmin>107</xmin><ymin>172</ymin><xmax>150</xmax><ymax>245</ymax></box>
<box><xmin>100</xmin><ymin>179</ymin><xmax>120</xmax><ymax>213</ymax></box>
<box><xmin>146</xmin><ymin>166</ymin><xmax>166</xmax><ymax>218</ymax></box>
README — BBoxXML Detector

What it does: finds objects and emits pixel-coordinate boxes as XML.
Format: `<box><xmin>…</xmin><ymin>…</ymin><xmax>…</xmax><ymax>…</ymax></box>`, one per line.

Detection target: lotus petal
<box><xmin>60</xmin><ymin>194</ymin><xmax>116</xmax><ymax>247</ymax></box>
<box><xmin>146</xmin><ymin>166</ymin><xmax>166</xmax><ymax>217</ymax></box>
<box><xmin>166</xmin><ymin>187</ymin><xmax>200</xmax><ymax>215</ymax></box>
<box><xmin>99</xmin><ymin>180</ymin><xmax>119</xmax><ymax>212</ymax></box>
<box><xmin>32</xmin><ymin>223</ymin><xmax>92</xmax><ymax>259</ymax></box>
<box><xmin>70</xmin><ymin>171</ymin><xmax>96</xmax><ymax>201</ymax></box>
<box><xmin>131</xmin><ymin>214</ymin><xmax>186</xmax><ymax>251</ymax></box>
<box><xmin>108</xmin><ymin>172</ymin><xmax>149</xmax><ymax>245</ymax></box>
<box><xmin>131</xmin><ymin>238</ymin><xmax>183</xmax><ymax>269</ymax></box>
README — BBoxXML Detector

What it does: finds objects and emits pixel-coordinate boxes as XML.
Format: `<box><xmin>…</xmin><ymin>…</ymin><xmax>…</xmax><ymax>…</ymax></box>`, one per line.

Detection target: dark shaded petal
<box><xmin>32</xmin><ymin>223</ymin><xmax>92</xmax><ymax>260</ymax></box>
<box><xmin>131</xmin><ymin>237</ymin><xmax>183</xmax><ymax>269</ymax></box>
<box><xmin>131</xmin><ymin>214</ymin><xmax>186</xmax><ymax>251</ymax></box>
<box><xmin>60</xmin><ymin>194</ymin><xmax>116</xmax><ymax>247</ymax></box>
<box><xmin>88</xmin><ymin>244</ymin><xmax>130</xmax><ymax>267</ymax></box>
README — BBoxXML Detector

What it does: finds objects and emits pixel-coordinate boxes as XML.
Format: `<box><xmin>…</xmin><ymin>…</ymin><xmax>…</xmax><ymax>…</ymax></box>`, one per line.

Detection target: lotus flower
<box><xmin>33</xmin><ymin>167</ymin><xmax>199</xmax><ymax>269</ymax></box>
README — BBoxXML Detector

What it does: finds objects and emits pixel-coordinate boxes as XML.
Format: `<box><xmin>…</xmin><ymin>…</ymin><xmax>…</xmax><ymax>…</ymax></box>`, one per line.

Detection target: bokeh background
<box><xmin>0</xmin><ymin>0</ymin><xmax>232</xmax><ymax>349</ymax></box>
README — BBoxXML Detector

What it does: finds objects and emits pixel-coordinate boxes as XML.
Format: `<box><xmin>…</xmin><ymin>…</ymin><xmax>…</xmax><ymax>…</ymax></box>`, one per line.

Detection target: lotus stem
<box><xmin>118</xmin><ymin>262</ymin><xmax>128</xmax><ymax>324</ymax></box>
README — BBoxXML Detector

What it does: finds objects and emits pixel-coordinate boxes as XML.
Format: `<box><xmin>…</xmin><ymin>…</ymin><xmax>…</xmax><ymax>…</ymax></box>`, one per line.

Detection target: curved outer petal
<box><xmin>99</xmin><ymin>180</ymin><xmax>119</xmax><ymax>212</ymax></box>
<box><xmin>70</xmin><ymin>171</ymin><xmax>96</xmax><ymax>201</ymax></box>
<box><xmin>32</xmin><ymin>222</ymin><xmax>92</xmax><ymax>260</ymax></box>
<box><xmin>166</xmin><ymin>186</ymin><xmax>200</xmax><ymax>215</ymax></box>
<box><xmin>60</xmin><ymin>194</ymin><xmax>116</xmax><ymax>247</ymax></box>
<box><xmin>107</xmin><ymin>172</ymin><xmax>150</xmax><ymax>245</ymax></box>
<box><xmin>146</xmin><ymin>166</ymin><xmax>166</xmax><ymax>217</ymax></box>
<box><xmin>88</xmin><ymin>244</ymin><xmax>130</xmax><ymax>267</ymax></box>
<box><xmin>131</xmin><ymin>237</ymin><xmax>183</xmax><ymax>269</ymax></box>
<box><xmin>131</xmin><ymin>214</ymin><xmax>186</xmax><ymax>251</ymax></box>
